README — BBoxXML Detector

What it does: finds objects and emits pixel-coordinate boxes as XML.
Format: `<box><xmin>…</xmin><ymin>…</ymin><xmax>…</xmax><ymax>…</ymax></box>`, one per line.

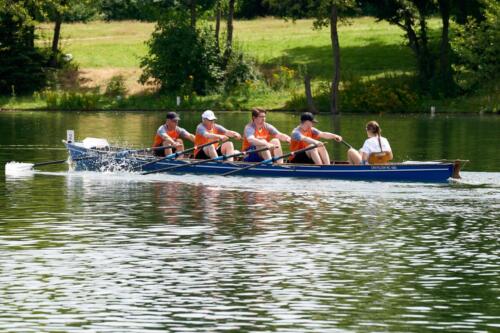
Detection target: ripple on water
<box><xmin>0</xmin><ymin>169</ymin><xmax>499</xmax><ymax>332</ymax></box>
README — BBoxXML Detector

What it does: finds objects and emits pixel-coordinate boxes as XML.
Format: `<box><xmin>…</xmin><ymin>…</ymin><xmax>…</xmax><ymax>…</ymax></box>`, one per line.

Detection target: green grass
<box><xmin>2</xmin><ymin>17</ymin><xmax>495</xmax><ymax>113</ymax></box>
<box><xmin>38</xmin><ymin>17</ymin><xmax>417</xmax><ymax>76</ymax></box>
<box><xmin>38</xmin><ymin>20</ymin><xmax>152</xmax><ymax>68</ymax></box>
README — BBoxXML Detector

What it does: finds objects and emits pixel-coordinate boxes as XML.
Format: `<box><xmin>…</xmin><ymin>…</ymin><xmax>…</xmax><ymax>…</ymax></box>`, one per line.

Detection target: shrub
<box><xmin>223</xmin><ymin>49</ymin><xmax>260</xmax><ymax>93</ymax></box>
<box><xmin>341</xmin><ymin>76</ymin><xmax>419</xmax><ymax>113</ymax></box>
<box><xmin>105</xmin><ymin>75</ymin><xmax>127</xmax><ymax>97</ymax></box>
<box><xmin>140</xmin><ymin>16</ymin><xmax>223</xmax><ymax>95</ymax></box>
<box><xmin>286</xmin><ymin>75</ymin><xmax>420</xmax><ymax>113</ymax></box>
<box><xmin>452</xmin><ymin>0</ymin><xmax>500</xmax><ymax>91</ymax></box>
<box><xmin>41</xmin><ymin>90</ymin><xmax>101</xmax><ymax>110</ymax></box>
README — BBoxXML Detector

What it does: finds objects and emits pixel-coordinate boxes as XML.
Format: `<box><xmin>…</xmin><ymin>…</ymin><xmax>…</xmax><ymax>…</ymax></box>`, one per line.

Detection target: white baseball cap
<box><xmin>201</xmin><ymin>110</ymin><xmax>217</xmax><ymax>120</ymax></box>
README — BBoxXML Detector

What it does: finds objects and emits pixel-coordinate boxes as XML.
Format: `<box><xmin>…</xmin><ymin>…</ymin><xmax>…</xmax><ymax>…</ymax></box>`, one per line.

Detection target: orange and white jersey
<box><xmin>242</xmin><ymin>122</ymin><xmax>279</xmax><ymax>151</ymax></box>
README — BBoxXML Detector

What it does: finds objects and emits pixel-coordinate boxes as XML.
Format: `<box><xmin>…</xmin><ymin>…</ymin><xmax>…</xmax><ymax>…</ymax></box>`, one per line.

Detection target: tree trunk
<box><xmin>304</xmin><ymin>74</ymin><xmax>317</xmax><ymax>114</ymax></box>
<box><xmin>416</xmin><ymin>8</ymin><xmax>433</xmax><ymax>82</ymax></box>
<box><xmin>50</xmin><ymin>11</ymin><xmax>62</xmax><ymax>67</ymax></box>
<box><xmin>438</xmin><ymin>0</ymin><xmax>455</xmax><ymax>95</ymax></box>
<box><xmin>190</xmin><ymin>0</ymin><xmax>196</xmax><ymax>28</ymax></box>
<box><xmin>329</xmin><ymin>4</ymin><xmax>340</xmax><ymax>115</ymax></box>
<box><xmin>215</xmin><ymin>0</ymin><xmax>221</xmax><ymax>52</ymax></box>
<box><xmin>224</xmin><ymin>0</ymin><xmax>235</xmax><ymax>63</ymax></box>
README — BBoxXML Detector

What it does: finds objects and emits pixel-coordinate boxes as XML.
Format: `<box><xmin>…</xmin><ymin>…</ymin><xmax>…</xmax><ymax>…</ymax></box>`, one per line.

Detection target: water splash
<box><xmin>4</xmin><ymin>162</ymin><xmax>35</xmax><ymax>175</ymax></box>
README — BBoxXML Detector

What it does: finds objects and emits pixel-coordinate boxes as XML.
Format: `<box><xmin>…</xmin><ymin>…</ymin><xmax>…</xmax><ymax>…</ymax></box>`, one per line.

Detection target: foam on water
<box><xmin>4</xmin><ymin>162</ymin><xmax>35</xmax><ymax>175</ymax></box>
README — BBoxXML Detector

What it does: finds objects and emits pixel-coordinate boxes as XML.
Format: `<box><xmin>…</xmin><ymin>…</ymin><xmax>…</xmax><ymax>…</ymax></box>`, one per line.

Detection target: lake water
<box><xmin>0</xmin><ymin>111</ymin><xmax>499</xmax><ymax>332</ymax></box>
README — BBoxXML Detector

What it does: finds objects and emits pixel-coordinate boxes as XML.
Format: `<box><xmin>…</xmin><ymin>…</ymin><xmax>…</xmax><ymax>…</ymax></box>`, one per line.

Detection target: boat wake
<box><xmin>450</xmin><ymin>172</ymin><xmax>500</xmax><ymax>188</ymax></box>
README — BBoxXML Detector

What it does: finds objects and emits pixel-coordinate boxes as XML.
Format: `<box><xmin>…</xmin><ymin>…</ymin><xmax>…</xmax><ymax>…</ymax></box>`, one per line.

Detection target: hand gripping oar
<box><xmin>143</xmin><ymin>146</ymin><xmax>272</xmax><ymax>175</ymax></box>
<box><xmin>222</xmin><ymin>144</ymin><xmax>319</xmax><ymax>177</ymax></box>
<box><xmin>136</xmin><ymin>139</ymin><xmax>221</xmax><ymax>171</ymax></box>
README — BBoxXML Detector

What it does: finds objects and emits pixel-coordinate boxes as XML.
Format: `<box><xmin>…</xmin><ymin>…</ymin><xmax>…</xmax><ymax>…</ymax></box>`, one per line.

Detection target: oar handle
<box><xmin>143</xmin><ymin>146</ymin><xmax>272</xmax><ymax>174</ymax></box>
<box><xmin>138</xmin><ymin>145</ymin><xmax>175</xmax><ymax>153</ymax></box>
<box><xmin>222</xmin><ymin>144</ymin><xmax>318</xmax><ymax>177</ymax></box>
<box><xmin>138</xmin><ymin>139</ymin><xmax>221</xmax><ymax>170</ymax></box>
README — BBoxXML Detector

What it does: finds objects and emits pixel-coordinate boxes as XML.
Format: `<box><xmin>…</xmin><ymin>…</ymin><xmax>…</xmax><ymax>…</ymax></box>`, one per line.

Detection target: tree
<box><xmin>266</xmin><ymin>0</ymin><xmax>357</xmax><ymax>114</ymax></box>
<box><xmin>362</xmin><ymin>0</ymin><xmax>483</xmax><ymax>96</ymax></box>
<box><xmin>214</xmin><ymin>0</ymin><xmax>221</xmax><ymax>51</ymax></box>
<box><xmin>451</xmin><ymin>0</ymin><xmax>499</xmax><ymax>90</ymax></box>
<box><xmin>140</xmin><ymin>13</ymin><xmax>223</xmax><ymax>95</ymax></box>
<box><xmin>0</xmin><ymin>0</ymin><xmax>48</xmax><ymax>94</ymax></box>
<box><xmin>223</xmin><ymin>0</ymin><xmax>235</xmax><ymax>63</ymax></box>
<box><xmin>39</xmin><ymin>0</ymin><xmax>97</xmax><ymax>67</ymax></box>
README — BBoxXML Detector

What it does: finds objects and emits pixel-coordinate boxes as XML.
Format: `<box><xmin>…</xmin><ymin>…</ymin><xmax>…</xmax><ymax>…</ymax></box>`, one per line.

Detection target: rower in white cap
<box><xmin>194</xmin><ymin>110</ymin><xmax>241</xmax><ymax>161</ymax></box>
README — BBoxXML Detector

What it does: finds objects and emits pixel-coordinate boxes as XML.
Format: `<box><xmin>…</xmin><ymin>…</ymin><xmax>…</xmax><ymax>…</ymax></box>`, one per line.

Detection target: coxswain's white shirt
<box><xmin>360</xmin><ymin>136</ymin><xmax>391</xmax><ymax>155</ymax></box>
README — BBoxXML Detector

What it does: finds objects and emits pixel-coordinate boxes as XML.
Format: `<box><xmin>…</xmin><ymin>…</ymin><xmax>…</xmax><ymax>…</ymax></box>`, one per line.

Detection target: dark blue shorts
<box><xmin>243</xmin><ymin>146</ymin><xmax>264</xmax><ymax>162</ymax></box>
<box><xmin>194</xmin><ymin>146</ymin><xmax>222</xmax><ymax>160</ymax></box>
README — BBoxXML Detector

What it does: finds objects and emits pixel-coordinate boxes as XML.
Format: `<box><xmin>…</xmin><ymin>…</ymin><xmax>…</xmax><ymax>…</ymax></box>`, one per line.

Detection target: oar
<box><xmin>222</xmin><ymin>144</ymin><xmax>319</xmax><ymax>177</ymax></box>
<box><xmin>128</xmin><ymin>145</ymin><xmax>175</xmax><ymax>155</ymax></box>
<box><xmin>143</xmin><ymin>146</ymin><xmax>272</xmax><ymax>175</ymax></box>
<box><xmin>136</xmin><ymin>139</ymin><xmax>221</xmax><ymax>171</ymax></box>
<box><xmin>114</xmin><ymin>145</ymin><xmax>175</xmax><ymax>157</ymax></box>
<box><xmin>5</xmin><ymin>155</ymin><xmax>98</xmax><ymax>173</ymax></box>
<box><xmin>34</xmin><ymin>155</ymin><xmax>97</xmax><ymax>167</ymax></box>
<box><xmin>339</xmin><ymin>140</ymin><xmax>354</xmax><ymax>149</ymax></box>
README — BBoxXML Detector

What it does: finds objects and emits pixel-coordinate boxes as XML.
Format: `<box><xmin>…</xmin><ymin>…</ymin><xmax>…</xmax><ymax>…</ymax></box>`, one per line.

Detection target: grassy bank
<box><xmin>1</xmin><ymin>17</ymin><xmax>497</xmax><ymax>113</ymax></box>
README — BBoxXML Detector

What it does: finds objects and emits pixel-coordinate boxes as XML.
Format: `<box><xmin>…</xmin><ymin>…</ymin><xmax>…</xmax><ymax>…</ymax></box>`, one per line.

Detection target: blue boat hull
<box><xmin>65</xmin><ymin>142</ymin><xmax>459</xmax><ymax>183</ymax></box>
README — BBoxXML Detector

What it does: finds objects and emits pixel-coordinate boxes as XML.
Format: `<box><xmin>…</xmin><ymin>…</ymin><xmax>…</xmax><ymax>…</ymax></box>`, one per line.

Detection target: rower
<box><xmin>152</xmin><ymin>112</ymin><xmax>195</xmax><ymax>158</ymax></box>
<box><xmin>242</xmin><ymin>108</ymin><xmax>291</xmax><ymax>164</ymax></box>
<box><xmin>289</xmin><ymin>112</ymin><xmax>342</xmax><ymax>165</ymax></box>
<box><xmin>194</xmin><ymin>110</ymin><xmax>241</xmax><ymax>161</ymax></box>
<box><xmin>348</xmin><ymin>120</ymin><xmax>393</xmax><ymax>165</ymax></box>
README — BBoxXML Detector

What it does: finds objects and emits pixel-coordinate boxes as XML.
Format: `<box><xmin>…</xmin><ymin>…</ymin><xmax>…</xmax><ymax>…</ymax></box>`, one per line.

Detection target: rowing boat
<box><xmin>63</xmin><ymin>136</ymin><xmax>465</xmax><ymax>183</ymax></box>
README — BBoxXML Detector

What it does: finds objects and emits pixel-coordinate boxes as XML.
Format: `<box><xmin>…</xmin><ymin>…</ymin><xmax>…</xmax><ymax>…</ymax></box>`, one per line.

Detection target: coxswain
<box><xmin>347</xmin><ymin>120</ymin><xmax>393</xmax><ymax>165</ymax></box>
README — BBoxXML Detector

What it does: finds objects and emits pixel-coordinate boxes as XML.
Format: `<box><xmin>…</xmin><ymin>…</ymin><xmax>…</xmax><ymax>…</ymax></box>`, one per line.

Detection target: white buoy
<box><xmin>430</xmin><ymin>106</ymin><xmax>436</xmax><ymax>116</ymax></box>
<box><xmin>176</xmin><ymin>96</ymin><xmax>181</xmax><ymax>106</ymax></box>
<box><xmin>5</xmin><ymin>162</ymin><xmax>35</xmax><ymax>175</ymax></box>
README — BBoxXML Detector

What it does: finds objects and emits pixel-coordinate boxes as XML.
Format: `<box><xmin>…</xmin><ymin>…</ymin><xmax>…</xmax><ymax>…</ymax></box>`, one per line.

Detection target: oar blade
<box><xmin>5</xmin><ymin>162</ymin><xmax>35</xmax><ymax>175</ymax></box>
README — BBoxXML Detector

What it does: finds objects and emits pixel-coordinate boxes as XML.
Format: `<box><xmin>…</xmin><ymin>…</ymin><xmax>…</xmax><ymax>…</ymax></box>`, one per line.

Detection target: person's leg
<box><xmin>252</xmin><ymin>143</ymin><xmax>272</xmax><ymax>161</ymax></box>
<box><xmin>174</xmin><ymin>139</ymin><xmax>186</xmax><ymax>158</ymax></box>
<box><xmin>203</xmin><ymin>144</ymin><xmax>218</xmax><ymax>159</ymax></box>
<box><xmin>162</xmin><ymin>140</ymin><xmax>173</xmax><ymax>156</ymax></box>
<box><xmin>317</xmin><ymin>145</ymin><xmax>330</xmax><ymax>165</ymax></box>
<box><xmin>347</xmin><ymin>148</ymin><xmax>362</xmax><ymax>165</ymax></box>
<box><xmin>220</xmin><ymin>142</ymin><xmax>235</xmax><ymax>161</ymax></box>
<box><xmin>306</xmin><ymin>148</ymin><xmax>322</xmax><ymax>165</ymax></box>
<box><xmin>269</xmin><ymin>138</ymin><xmax>283</xmax><ymax>164</ymax></box>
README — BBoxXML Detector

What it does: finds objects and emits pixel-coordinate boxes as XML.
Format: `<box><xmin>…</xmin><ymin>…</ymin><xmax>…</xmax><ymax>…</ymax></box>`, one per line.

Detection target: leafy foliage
<box><xmin>141</xmin><ymin>11</ymin><xmax>258</xmax><ymax>96</ymax></box>
<box><xmin>105</xmin><ymin>75</ymin><xmax>127</xmax><ymax>97</ymax></box>
<box><xmin>286</xmin><ymin>75</ymin><xmax>420</xmax><ymax>113</ymax></box>
<box><xmin>452</xmin><ymin>0</ymin><xmax>499</xmax><ymax>91</ymax></box>
<box><xmin>40</xmin><ymin>89</ymin><xmax>101</xmax><ymax>110</ymax></box>
<box><xmin>223</xmin><ymin>48</ymin><xmax>259</xmax><ymax>93</ymax></box>
<box><xmin>0</xmin><ymin>1</ymin><xmax>48</xmax><ymax>95</ymax></box>
<box><xmin>140</xmin><ymin>16</ymin><xmax>223</xmax><ymax>95</ymax></box>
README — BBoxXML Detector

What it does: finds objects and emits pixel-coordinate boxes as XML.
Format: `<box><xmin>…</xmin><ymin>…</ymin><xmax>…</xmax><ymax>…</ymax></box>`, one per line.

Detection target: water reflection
<box><xmin>0</xmin><ymin>111</ymin><xmax>499</xmax><ymax>332</ymax></box>
<box><xmin>0</xmin><ymin>170</ymin><xmax>499</xmax><ymax>332</ymax></box>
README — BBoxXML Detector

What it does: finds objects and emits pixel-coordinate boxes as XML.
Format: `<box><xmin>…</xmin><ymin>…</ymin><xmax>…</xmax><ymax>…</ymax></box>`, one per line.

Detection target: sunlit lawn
<box><xmin>39</xmin><ymin>17</ymin><xmax>419</xmax><ymax>79</ymax></box>
<box><xmin>16</xmin><ymin>17</ymin><xmax>494</xmax><ymax>112</ymax></box>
